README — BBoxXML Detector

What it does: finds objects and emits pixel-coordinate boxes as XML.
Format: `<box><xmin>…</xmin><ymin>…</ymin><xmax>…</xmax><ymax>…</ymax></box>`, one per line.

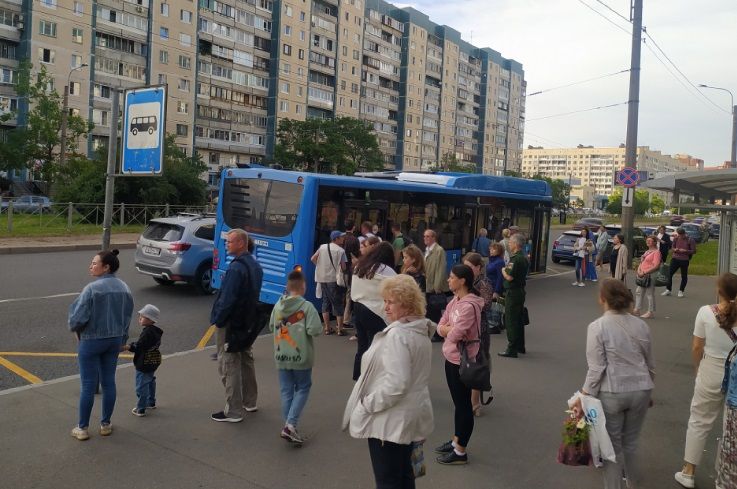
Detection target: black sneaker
<box><xmin>131</xmin><ymin>407</ymin><xmax>146</xmax><ymax>417</ymax></box>
<box><xmin>434</xmin><ymin>440</ymin><xmax>454</xmax><ymax>454</ymax></box>
<box><xmin>211</xmin><ymin>411</ymin><xmax>243</xmax><ymax>423</ymax></box>
<box><xmin>488</xmin><ymin>326</ymin><xmax>502</xmax><ymax>335</ymax></box>
<box><xmin>436</xmin><ymin>451</ymin><xmax>468</xmax><ymax>465</ymax></box>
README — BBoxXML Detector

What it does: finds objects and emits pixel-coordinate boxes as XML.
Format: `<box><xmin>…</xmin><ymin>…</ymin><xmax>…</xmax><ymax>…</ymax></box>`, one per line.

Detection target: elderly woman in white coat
<box><xmin>343</xmin><ymin>274</ymin><xmax>434</xmax><ymax>489</ymax></box>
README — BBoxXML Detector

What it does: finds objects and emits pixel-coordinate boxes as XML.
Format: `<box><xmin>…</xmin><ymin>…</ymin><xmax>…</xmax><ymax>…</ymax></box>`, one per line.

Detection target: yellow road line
<box><xmin>196</xmin><ymin>325</ymin><xmax>216</xmax><ymax>349</ymax></box>
<box><xmin>0</xmin><ymin>352</ymin><xmax>133</xmax><ymax>359</ymax></box>
<box><xmin>0</xmin><ymin>356</ymin><xmax>43</xmax><ymax>384</ymax></box>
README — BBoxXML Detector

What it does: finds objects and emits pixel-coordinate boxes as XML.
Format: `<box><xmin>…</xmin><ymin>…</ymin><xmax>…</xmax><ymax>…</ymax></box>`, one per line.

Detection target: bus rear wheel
<box><xmin>148</xmin><ymin>127</ymin><xmax>154</xmax><ymax>135</ymax></box>
<box><xmin>132</xmin><ymin>128</ymin><xmax>138</xmax><ymax>136</ymax></box>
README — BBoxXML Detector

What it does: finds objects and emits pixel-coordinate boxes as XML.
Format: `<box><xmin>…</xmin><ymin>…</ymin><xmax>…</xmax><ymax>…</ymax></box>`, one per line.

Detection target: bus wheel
<box><xmin>148</xmin><ymin>127</ymin><xmax>154</xmax><ymax>135</ymax></box>
<box><xmin>193</xmin><ymin>262</ymin><xmax>215</xmax><ymax>295</ymax></box>
<box><xmin>132</xmin><ymin>128</ymin><xmax>138</xmax><ymax>136</ymax></box>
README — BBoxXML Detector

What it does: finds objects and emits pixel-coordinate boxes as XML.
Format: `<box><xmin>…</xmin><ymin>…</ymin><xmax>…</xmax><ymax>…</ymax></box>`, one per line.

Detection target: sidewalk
<box><xmin>0</xmin><ymin>271</ymin><xmax>719</xmax><ymax>489</ymax></box>
<box><xmin>0</xmin><ymin>233</ymin><xmax>140</xmax><ymax>254</ymax></box>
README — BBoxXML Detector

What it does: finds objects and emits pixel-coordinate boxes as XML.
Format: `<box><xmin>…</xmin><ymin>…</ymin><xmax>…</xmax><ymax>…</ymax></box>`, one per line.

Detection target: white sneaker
<box><xmin>674</xmin><ymin>471</ymin><xmax>695</xmax><ymax>488</ymax></box>
<box><xmin>572</xmin><ymin>281</ymin><xmax>579</xmax><ymax>286</ymax></box>
<box><xmin>578</xmin><ymin>282</ymin><xmax>585</xmax><ymax>287</ymax></box>
<box><xmin>678</xmin><ymin>291</ymin><xmax>685</xmax><ymax>298</ymax></box>
<box><xmin>661</xmin><ymin>289</ymin><xmax>671</xmax><ymax>296</ymax></box>
<box><xmin>71</xmin><ymin>426</ymin><xmax>89</xmax><ymax>441</ymax></box>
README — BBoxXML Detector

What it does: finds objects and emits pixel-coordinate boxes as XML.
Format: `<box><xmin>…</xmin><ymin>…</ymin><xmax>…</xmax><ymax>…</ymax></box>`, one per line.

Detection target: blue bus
<box><xmin>212</xmin><ymin>168</ymin><xmax>552</xmax><ymax>306</ymax></box>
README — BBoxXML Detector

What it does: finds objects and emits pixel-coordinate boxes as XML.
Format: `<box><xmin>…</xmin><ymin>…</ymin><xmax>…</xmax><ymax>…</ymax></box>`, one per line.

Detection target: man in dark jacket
<box><xmin>210</xmin><ymin>228</ymin><xmax>264</xmax><ymax>423</ymax></box>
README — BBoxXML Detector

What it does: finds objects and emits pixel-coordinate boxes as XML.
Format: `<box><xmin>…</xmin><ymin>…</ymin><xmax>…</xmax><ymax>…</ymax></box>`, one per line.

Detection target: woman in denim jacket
<box><xmin>68</xmin><ymin>250</ymin><xmax>134</xmax><ymax>441</ymax></box>
<box><xmin>714</xmin><ymin>277</ymin><xmax>737</xmax><ymax>489</ymax></box>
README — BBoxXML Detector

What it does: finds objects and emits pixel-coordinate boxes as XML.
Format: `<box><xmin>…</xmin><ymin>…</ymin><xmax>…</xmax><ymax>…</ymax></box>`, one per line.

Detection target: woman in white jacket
<box><xmin>343</xmin><ymin>274</ymin><xmax>435</xmax><ymax>489</ymax></box>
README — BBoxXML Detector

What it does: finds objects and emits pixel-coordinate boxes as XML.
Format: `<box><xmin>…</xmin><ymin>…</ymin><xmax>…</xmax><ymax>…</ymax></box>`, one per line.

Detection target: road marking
<box><xmin>0</xmin><ymin>356</ymin><xmax>43</xmax><ymax>384</ymax></box>
<box><xmin>196</xmin><ymin>325</ymin><xmax>216</xmax><ymax>349</ymax></box>
<box><xmin>0</xmin><ymin>352</ymin><xmax>133</xmax><ymax>359</ymax></box>
<box><xmin>0</xmin><ymin>292</ymin><xmax>79</xmax><ymax>305</ymax></box>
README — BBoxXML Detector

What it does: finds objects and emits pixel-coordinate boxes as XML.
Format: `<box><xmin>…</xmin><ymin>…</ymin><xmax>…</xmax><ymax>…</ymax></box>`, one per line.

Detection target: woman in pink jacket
<box><xmin>434</xmin><ymin>264</ymin><xmax>486</xmax><ymax>465</ymax></box>
<box><xmin>634</xmin><ymin>235</ymin><xmax>662</xmax><ymax>319</ymax></box>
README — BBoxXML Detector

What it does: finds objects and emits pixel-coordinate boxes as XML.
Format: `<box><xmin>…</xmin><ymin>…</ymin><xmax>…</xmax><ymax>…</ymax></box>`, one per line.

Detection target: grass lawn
<box><xmin>0</xmin><ymin>213</ymin><xmax>144</xmax><ymax>237</ymax></box>
<box><xmin>683</xmin><ymin>240</ymin><xmax>717</xmax><ymax>276</ymax></box>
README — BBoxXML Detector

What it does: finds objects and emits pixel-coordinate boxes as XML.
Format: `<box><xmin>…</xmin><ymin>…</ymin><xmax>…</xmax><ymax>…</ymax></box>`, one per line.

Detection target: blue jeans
<box><xmin>135</xmin><ymin>370</ymin><xmax>156</xmax><ymax>411</ymax></box>
<box><xmin>78</xmin><ymin>336</ymin><xmax>123</xmax><ymax>428</ymax></box>
<box><xmin>278</xmin><ymin>368</ymin><xmax>312</xmax><ymax>427</ymax></box>
<box><xmin>575</xmin><ymin>257</ymin><xmax>583</xmax><ymax>282</ymax></box>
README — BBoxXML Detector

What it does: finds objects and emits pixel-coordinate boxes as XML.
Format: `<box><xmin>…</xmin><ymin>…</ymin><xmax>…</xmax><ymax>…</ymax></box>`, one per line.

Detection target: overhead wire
<box><xmin>526</xmin><ymin>101</ymin><xmax>628</xmax><ymax>122</ymax></box>
<box><xmin>574</xmin><ymin>0</ymin><xmax>631</xmax><ymax>35</ymax></box>
<box><xmin>528</xmin><ymin>68</ymin><xmax>630</xmax><ymax>96</ymax></box>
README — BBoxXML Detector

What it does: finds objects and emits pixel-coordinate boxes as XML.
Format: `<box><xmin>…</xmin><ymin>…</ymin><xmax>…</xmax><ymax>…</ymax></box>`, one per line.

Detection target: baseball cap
<box><xmin>330</xmin><ymin>230</ymin><xmax>345</xmax><ymax>241</ymax></box>
<box><xmin>138</xmin><ymin>304</ymin><xmax>160</xmax><ymax>323</ymax></box>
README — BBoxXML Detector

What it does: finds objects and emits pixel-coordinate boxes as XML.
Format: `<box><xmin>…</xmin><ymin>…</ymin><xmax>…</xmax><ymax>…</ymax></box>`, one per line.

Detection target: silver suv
<box><xmin>134</xmin><ymin>214</ymin><xmax>216</xmax><ymax>294</ymax></box>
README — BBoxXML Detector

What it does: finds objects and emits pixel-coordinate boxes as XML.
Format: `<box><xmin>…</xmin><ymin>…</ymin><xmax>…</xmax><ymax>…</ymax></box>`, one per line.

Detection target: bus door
<box><xmin>343</xmin><ymin>199</ymin><xmax>389</xmax><ymax>239</ymax></box>
<box><xmin>464</xmin><ymin>201</ymin><xmax>492</xmax><ymax>253</ymax></box>
<box><xmin>530</xmin><ymin>205</ymin><xmax>551</xmax><ymax>273</ymax></box>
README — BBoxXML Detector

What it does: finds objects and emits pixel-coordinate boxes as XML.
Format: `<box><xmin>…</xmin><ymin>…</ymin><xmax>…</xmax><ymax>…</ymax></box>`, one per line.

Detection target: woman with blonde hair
<box><xmin>343</xmin><ymin>274</ymin><xmax>434</xmax><ymax>489</ymax></box>
<box><xmin>501</xmin><ymin>228</ymin><xmax>512</xmax><ymax>263</ymax></box>
<box><xmin>676</xmin><ymin>274</ymin><xmax>737</xmax><ymax>487</ymax></box>
<box><xmin>401</xmin><ymin>244</ymin><xmax>426</xmax><ymax>293</ymax></box>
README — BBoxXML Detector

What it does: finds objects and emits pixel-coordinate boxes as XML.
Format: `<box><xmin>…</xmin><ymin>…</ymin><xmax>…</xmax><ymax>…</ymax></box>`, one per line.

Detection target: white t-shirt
<box><xmin>693</xmin><ymin>305</ymin><xmax>736</xmax><ymax>359</ymax></box>
<box><xmin>314</xmin><ymin>243</ymin><xmax>347</xmax><ymax>284</ymax></box>
<box><xmin>574</xmin><ymin>237</ymin><xmax>586</xmax><ymax>258</ymax></box>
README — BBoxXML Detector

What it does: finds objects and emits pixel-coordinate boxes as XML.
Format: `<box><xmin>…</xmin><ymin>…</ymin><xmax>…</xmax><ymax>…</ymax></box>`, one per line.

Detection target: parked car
<box><xmin>552</xmin><ymin>231</ymin><xmax>585</xmax><ymax>264</ymax></box>
<box><xmin>710</xmin><ymin>223</ymin><xmax>721</xmax><ymax>238</ymax></box>
<box><xmin>639</xmin><ymin>226</ymin><xmax>657</xmax><ymax>237</ymax></box>
<box><xmin>572</xmin><ymin>217</ymin><xmax>605</xmax><ymax>231</ymax></box>
<box><xmin>681</xmin><ymin>222</ymin><xmax>709</xmax><ymax>243</ymax></box>
<box><xmin>603</xmin><ymin>225</ymin><xmax>648</xmax><ymax>258</ymax></box>
<box><xmin>11</xmin><ymin>195</ymin><xmax>53</xmax><ymax>213</ymax></box>
<box><xmin>134</xmin><ymin>214</ymin><xmax>216</xmax><ymax>294</ymax></box>
<box><xmin>670</xmin><ymin>215</ymin><xmax>686</xmax><ymax>226</ymax></box>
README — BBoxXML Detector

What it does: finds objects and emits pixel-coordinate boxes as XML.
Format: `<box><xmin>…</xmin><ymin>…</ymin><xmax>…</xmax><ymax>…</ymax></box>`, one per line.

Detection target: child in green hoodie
<box><xmin>269</xmin><ymin>270</ymin><xmax>322</xmax><ymax>444</ymax></box>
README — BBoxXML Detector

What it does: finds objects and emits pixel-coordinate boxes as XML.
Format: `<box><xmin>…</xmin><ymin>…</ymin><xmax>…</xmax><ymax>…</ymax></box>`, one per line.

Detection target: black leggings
<box><xmin>353</xmin><ymin>302</ymin><xmax>386</xmax><ymax>381</ymax></box>
<box><xmin>444</xmin><ymin>360</ymin><xmax>474</xmax><ymax>448</ymax></box>
<box><xmin>367</xmin><ymin>438</ymin><xmax>415</xmax><ymax>489</ymax></box>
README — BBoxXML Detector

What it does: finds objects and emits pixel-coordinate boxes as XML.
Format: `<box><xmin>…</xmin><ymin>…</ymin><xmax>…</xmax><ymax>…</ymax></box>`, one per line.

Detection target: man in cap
<box><xmin>311</xmin><ymin>230</ymin><xmax>348</xmax><ymax>335</ymax></box>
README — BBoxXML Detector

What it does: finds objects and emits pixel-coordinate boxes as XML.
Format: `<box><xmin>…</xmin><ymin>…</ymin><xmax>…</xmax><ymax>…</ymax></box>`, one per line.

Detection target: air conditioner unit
<box><xmin>136</xmin><ymin>6</ymin><xmax>143</xmax><ymax>13</ymax></box>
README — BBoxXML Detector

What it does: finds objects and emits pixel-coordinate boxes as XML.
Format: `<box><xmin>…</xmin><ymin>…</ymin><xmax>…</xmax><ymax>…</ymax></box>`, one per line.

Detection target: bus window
<box><xmin>222</xmin><ymin>178</ymin><xmax>303</xmax><ymax>237</ymax></box>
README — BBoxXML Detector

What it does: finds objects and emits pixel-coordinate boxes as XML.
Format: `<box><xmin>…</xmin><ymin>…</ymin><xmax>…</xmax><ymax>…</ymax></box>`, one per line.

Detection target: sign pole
<box><xmin>102</xmin><ymin>89</ymin><xmax>120</xmax><ymax>251</ymax></box>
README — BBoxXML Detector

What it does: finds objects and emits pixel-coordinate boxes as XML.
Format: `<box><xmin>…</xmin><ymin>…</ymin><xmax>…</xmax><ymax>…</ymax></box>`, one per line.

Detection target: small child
<box><xmin>269</xmin><ymin>271</ymin><xmax>322</xmax><ymax>444</ymax></box>
<box><xmin>124</xmin><ymin>304</ymin><xmax>164</xmax><ymax>417</ymax></box>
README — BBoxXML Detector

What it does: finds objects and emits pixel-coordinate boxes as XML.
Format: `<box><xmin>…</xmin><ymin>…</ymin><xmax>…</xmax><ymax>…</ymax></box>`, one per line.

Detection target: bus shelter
<box><xmin>641</xmin><ymin>170</ymin><xmax>737</xmax><ymax>275</ymax></box>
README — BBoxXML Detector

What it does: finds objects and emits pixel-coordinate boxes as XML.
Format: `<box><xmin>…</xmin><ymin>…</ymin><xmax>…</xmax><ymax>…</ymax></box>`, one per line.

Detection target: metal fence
<box><xmin>1</xmin><ymin>201</ymin><xmax>214</xmax><ymax>233</ymax></box>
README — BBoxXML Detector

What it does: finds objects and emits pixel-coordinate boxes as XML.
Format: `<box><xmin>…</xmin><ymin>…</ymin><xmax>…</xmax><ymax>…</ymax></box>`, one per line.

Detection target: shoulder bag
<box><xmin>635</xmin><ymin>251</ymin><xmax>654</xmax><ymax>287</ymax></box>
<box><xmin>327</xmin><ymin>243</ymin><xmax>347</xmax><ymax>288</ymax></box>
<box><xmin>458</xmin><ymin>303</ymin><xmax>493</xmax><ymax>404</ymax></box>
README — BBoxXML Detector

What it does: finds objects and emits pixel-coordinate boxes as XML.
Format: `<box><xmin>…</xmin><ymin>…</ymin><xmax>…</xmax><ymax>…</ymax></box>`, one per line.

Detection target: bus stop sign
<box><xmin>121</xmin><ymin>85</ymin><xmax>167</xmax><ymax>175</ymax></box>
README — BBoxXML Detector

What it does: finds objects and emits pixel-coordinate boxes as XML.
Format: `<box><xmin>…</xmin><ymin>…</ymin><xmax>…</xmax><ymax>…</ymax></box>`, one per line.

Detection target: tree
<box><xmin>650</xmin><ymin>194</ymin><xmax>665</xmax><ymax>214</ymax></box>
<box><xmin>0</xmin><ymin>62</ymin><xmax>92</xmax><ymax>180</ymax></box>
<box><xmin>606</xmin><ymin>188</ymin><xmax>650</xmax><ymax>215</ymax></box>
<box><xmin>528</xmin><ymin>174</ymin><xmax>571</xmax><ymax>209</ymax></box>
<box><xmin>55</xmin><ymin>135</ymin><xmax>207</xmax><ymax>205</ymax></box>
<box><xmin>430</xmin><ymin>152</ymin><xmax>476</xmax><ymax>173</ymax></box>
<box><xmin>273</xmin><ymin>117</ymin><xmax>384</xmax><ymax>175</ymax></box>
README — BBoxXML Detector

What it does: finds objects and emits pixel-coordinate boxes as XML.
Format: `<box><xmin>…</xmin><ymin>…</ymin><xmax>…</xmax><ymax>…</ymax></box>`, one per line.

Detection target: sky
<box><xmin>393</xmin><ymin>0</ymin><xmax>737</xmax><ymax>167</ymax></box>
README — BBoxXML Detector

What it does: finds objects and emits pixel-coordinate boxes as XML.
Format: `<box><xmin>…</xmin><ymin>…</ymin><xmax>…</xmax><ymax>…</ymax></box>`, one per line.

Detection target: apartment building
<box><xmin>521</xmin><ymin>145</ymin><xmax>691</xmax><ymax>197</ymax></box>
<box><xmin>6</xmin><ymin>0</ymin><xmax>525</xmax><ymax>182</ymax></box>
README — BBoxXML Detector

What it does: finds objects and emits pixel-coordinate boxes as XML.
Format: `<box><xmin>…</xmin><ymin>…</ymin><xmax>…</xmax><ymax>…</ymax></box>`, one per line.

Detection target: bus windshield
<box><xmin>222</xmin><ymin>178</ymin><xmax>303</xmax><ymax>237</ymax></box>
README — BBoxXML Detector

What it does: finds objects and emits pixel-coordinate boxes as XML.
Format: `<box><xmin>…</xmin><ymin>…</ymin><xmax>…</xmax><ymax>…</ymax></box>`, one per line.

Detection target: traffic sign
<box><xmin>622</xmin><ymin>186</ymin><xmax>634</xmax><ymax>208</ymax></box>
<box><xmin>616</xmin><ymin>166</ymin><xmax>640</xmax><ymax>188</ymax></box>
<box><xmin>121</xmin><ymin>85</ymin><xmax>167</xmax><ymax>175</ymax></box>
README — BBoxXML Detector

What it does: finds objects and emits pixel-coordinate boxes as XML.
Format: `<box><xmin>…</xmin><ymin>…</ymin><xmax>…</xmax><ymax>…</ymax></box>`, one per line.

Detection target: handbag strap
<box><xmin>326</xmin><ymin>243</ymin><xmax>338</xmax><ymax>272</ymax></box>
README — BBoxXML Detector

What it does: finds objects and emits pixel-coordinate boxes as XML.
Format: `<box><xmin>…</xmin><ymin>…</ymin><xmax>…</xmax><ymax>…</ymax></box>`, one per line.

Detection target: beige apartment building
<box><xmin>521</xmin><ymin>145</ymin><xmax>691</xmax><ymax>197</ymax></box>
<box><xmin>2</xmin><ymin>0</ymin><xmax>525</xmax><ymax>184</ymax></box>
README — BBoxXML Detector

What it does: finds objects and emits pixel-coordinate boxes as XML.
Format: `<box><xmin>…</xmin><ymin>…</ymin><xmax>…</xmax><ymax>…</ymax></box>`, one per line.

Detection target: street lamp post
<box><xmin>59</xmin><ymin>63</ymin><xmax>88</xmax><ymax>167</ymax></box>
<box><xmin>698</xmin><ymin>84</ymin><xmax>737</xmax><ymax>169</ymax></box>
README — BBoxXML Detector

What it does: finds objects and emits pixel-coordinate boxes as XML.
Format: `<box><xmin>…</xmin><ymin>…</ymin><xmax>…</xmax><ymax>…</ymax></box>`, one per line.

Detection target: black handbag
<box><xmin>635</xmin><ymin>274</ymin><xmax>651</xmax><ymax>288</ymax></box>
<box><xmin>458</xmin><ymin>304</ymin><xmax>493</xmax><ymax>405</ymax></box>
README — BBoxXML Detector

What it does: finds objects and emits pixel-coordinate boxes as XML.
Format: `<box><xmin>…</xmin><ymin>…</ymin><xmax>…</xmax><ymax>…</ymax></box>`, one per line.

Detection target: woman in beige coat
<box><xmin>610</xmin><ymin>233</ymin><xmax>628</xmax><ymax>281</ymax></box>
<box><xmin>343</xmin><ymin>274</ymin><xmax>434</xmax><ymax>489</ymax></box>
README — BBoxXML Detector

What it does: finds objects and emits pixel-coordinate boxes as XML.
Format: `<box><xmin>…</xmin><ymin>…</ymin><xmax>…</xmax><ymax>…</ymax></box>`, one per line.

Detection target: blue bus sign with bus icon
<box><xmin>121</xmin><ymin>85</ymin><xmax>167</xmax><ymax>175</ymax></box>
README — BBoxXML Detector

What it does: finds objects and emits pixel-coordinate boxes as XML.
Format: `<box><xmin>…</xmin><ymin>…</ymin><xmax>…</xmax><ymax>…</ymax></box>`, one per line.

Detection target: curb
<box><xmin>0</xmin><ymin>242</ymin><xmax>138</xmax><ymax>255</ymax></box>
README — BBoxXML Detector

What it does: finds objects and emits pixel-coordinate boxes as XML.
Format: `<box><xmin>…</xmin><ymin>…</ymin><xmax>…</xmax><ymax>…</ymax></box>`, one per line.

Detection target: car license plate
<box><xmin>143</xmin><ymin>246</ymin><xmax>160</xmax><ymax>256</ymax></box>
<box><xmin>561</xmin><ymin>245</ymin><xmax>572</xmax><ymax>250</ymax></box>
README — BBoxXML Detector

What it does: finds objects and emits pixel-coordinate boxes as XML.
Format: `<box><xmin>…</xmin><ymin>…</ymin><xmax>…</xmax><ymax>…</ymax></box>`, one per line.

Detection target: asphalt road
<box><xmin>0</xmin><ymin>249</ymin><xmax>216</xmax><ymax>390</ymax></box>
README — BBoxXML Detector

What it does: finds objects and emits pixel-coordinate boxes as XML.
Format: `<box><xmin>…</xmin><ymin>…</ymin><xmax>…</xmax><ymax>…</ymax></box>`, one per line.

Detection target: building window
<box><xmin>296</xmin><ymin>104</ymin><xmax>302</xmax><ymax>114</ymax></box>
<box><xmin>300</xmin><ymin>11</ymin><xmax>305</xmax><ymax>21</ymax></box>
<box><xmin>160</xmin><ymin>3</ymin><xmax>169</xmax><ymax>16</ymax></box>
<box><xmin>284</xmin><ymin>25</ymin><xmax>291</xmax><ymax>36</ymax></box>
<box><xmin>176</xmin><ymin>124</ymin><xmax>188</xmax><ymax>137</ymax></box>
<box><xmin>179</xmin><ymin>33</ymin><xmax>191</xmax><ymax>46</ymax></box>
<box><xmin>280</xmin><ymin>82</ymin><xmax>289</xmax><ymax>93</ymax></box>
<box><xmin>72</xmin><ymin>28</ymin><xmax>83</xmax><ymax>44</ymax></box>
<box><xmin>160</xmin><ymin>50</ymin><xmax>168</xmax><ymax>64</ymax></box>
<box><xmin>159</xmin><ymin>27</ymin><xmax>169</xmax><ymax>39</ymax></box>
<box><xmin>180</xmin><ymin>10</ymin><xmax>192</xmax><ymax>23</ymax></box>
<box><xmin>284</xmin><ymin>5</ymin><xmax>292</xmax><ymax>16</ymax></box>
<box><xmin>177</xmin><ymin>101</ymin><xmax>188</xmax><ymax>114</ymax></box>
<box><xmin>69</xmin><ymin>81</ymin><xmax>81</xmax><ymax>95</ymax></box>
<box><xmin>178</xmin><ymin>79</ymin><xmax>190</xmax><ymax>91</ymax></box>
<box><xmin>39</xmin><ymin>20</ymin><xmax>57</xmax><ymax>37</ymax></box>
<box><xmin>279</xmin><ymin>101</ymin><xmax>288</xmax><ymax>112</ymax></box>
<box><xmin>71</xmin><ymin>54</ymin><xmax>83</xmax><ymax>68</ymax></box>
<box><xmin>178</xmin><ymin>55</ymin><xmax>191</xmax><ymax>69</ymax></box>
<box><xmin>298</xmin><ymin>49</ymin><xmax>304</xmax><ymax>60</ymax></box>
<box><xmin>299</xmin><ymin>30</ymin><xmax>305</xmax><ymax>41</ymax></box>
<box><xmin>73</xmin><ymin>1</ymin><xmax>83</xmax><ymax>15</ymax></box>
<box><xmin>283</xmin><ymin>44</ymin><xmax>291</xmax><ymax>55</ymax></box>
<box><xmin>38</xmin><ymin>48</ymin><xmax>55</xmax><ymax>64</ymax></box>
<box><xmin>158</xmin><ymin>74</ymin><xmax>167</xmax><ymax>84</ymax></box>
<box><xmin>41</xmin><ymin>0</ymin><xmax>56</xmax><ymax>8</ymax></box>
